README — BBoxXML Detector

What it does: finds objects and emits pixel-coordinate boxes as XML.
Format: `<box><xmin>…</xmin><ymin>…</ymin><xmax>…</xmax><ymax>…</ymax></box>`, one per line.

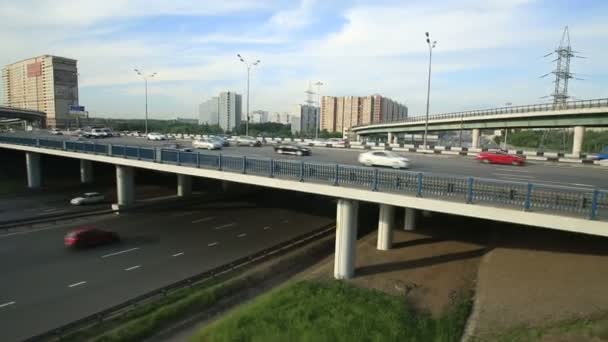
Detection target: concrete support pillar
<box><xmin>115</xmin><ymin>165</ymin><xmax>134</xmax><ymax>206</ymax></box>
<box><xmin>471</xmin><ymin>128</ymin><xmax>480</xmax><ymax>148</ymax></box>
<box><xmin>377</xmin><ymin>204</ymin><xmax>395</xmax><ymax>251</ymax></box>
<box><xmin>177</xmin><ymin>174</ymin><xmax>192</xmax><ymax>197</ymax></box>
<box><xmin>80</xmin><ymin>160</ymin><xmax>93</xmax><ymax>184</ymax></box>
<box><xmin>404</xmin><ymin>207</ymin><xmax>417</xmax><ymax>231</ymax></box>
<box><xmin>387</xmin><ymin>132</ymin><xmax>393</xmax><ymax>144</ymax></box>
<box><xmin>334</xmin><ymin>199</ymin><xmax>359</xmax><ymax>280</ymax></box>
<box><xmin>572</xmin><ymin>126</ymin><xmax>585</xmax><ymax>157</ymax></box>
<box><xmin>25</xmin><ymin>152</ymin><xmax>41</xmax><ymax>189</ymax></box>
<box><xmin>356</xmin><ymin>134</ymin><xmax>361</xmax><ymax>142</ymax></box>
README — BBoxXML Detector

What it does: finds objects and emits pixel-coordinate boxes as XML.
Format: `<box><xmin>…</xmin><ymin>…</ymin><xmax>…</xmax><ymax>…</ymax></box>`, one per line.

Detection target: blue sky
<box><xmin>1</xmin><ymin>0</ymin><xmax>607</xmax><ymax>120</ymax></box>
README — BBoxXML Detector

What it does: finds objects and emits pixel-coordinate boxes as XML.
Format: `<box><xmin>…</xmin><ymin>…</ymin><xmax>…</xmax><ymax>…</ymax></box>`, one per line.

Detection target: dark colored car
<box><xmin>274</xmin><ymin>144</ymin><xmax>311</xmax><ymax>156</ymax></box>
<box><xmin>476</xmin><ymin>151</ymin><xmax>525</xmax><ymax>166</ymax></box>
<box><xmin>64</xmin><ymin>227</ymin><xmax>120</xmax><ymax>248</ymax></box>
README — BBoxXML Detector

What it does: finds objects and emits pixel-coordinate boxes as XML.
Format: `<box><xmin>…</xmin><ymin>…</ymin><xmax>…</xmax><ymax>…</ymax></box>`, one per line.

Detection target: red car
<box><xmin>476</xmin><ymin>151</ymin><xmax>526</xmax><ymax>166</ymax></box>
<box><xmin>64</xmin><ymin>227</ymin><xmax>120</xmax><ymax>248</ymax></box>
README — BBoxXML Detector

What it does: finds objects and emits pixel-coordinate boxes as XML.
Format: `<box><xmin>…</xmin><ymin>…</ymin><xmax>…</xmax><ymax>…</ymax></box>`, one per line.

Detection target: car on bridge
<box><xmin>274</xmin><ymin>144</ymin><xmax>311</xmax><ymax>156</ymax></box>
<box><xmin>358</xmin><ymin>151</ymin><xmax>410</xmax><ymax>169</ymax></box>
<box><xmin>476</xmin><ymin>151</ymin><xmax>525</xmax><ymax>166</ymax></box>
<box><xmin>236</xmin><ymin>136</ymin><xmax>262</xmax><ymax>147</ymax></box>
<box><xmin>193</xmin><ymin>138</ymin><xmax>222</xmax><ymax>150</ymax></box>
<box><xmin>592</xmin><ymin>146</ymin><xmax>608</xmax><ymax>161</ymax></box>
<box><xmin>147</xmin><ymin>132</ymin><xmax>167</xmax><ymax>141</ymax></box>
<box><xmin>162</xmin><ymin>143</ymin><xmax>194</xmax><ymax>152</ymax></box>
<box><xmin>70</xmin><ymin>192</ymin><xmax>105</xmax><ymax>205</ymax></box>
<box><xmin>208</xmin><ymin>135</ymin><xmax>230</xmax><ymax>147</ymax></box>
<box><xmin>64</xmin><ymin>227</ymin><xmax>120</xmax><ymax>248</ymax></box>
<box><xmin>50</xmin><ymin>128</ymin><xmax>63</xmax><ymax>135</ymax></box>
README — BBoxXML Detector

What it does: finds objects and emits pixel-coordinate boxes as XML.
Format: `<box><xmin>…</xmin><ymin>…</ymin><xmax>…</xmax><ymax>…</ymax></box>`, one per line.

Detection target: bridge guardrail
<box><xmin>0</xmin><ymin>135</ymin><xmax>606</xmax><ymax>221</ymax></box>
<box><xmin>352</xmin><ymin>97</ymin><xmax>608</xmax><ymax>129</ymax></box>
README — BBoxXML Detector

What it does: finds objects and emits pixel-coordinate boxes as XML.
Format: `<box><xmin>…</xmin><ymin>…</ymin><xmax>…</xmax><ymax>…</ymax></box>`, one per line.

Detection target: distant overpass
<box><xmin>0</xmin><ymin>105</ymin><xmax>46</xmax><ymax>127</ymax></box>
<box><xmin>351</xmin><ymin>98</ymin><xmax>608</xmax><ymax>156</ymax></box>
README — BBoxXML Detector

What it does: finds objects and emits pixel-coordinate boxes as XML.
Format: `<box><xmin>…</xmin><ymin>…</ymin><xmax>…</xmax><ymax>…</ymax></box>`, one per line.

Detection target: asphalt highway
<box><xmin>0</xmin><ymin>198</ymin><xmax>332</xmax><ymax>341</ymax></box>
<box><xmin>3</xmin><ymin>132</ymin><xmax>606</xmax><ymax>189</ymax></box>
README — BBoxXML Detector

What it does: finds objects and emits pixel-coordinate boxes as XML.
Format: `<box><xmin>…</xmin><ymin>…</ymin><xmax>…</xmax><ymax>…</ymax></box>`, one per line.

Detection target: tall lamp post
<box><xmin>237</xmin><ymin>54</ymin><xmax>260</xmax><ymax>136</ymax></box>
<box><xmin>314</xmin><ymin>81</ymin><xmax>323</xmax><ymax>139</ymax></box>
<box><xmin>134</xmin><ymin>69</ymin><xmax>157</xmax><ymax>134</ymax></box>
<box><xmin>423</xmin><ymin>32</ymin><xmax>437</xmax><ymax>148</ymax></box>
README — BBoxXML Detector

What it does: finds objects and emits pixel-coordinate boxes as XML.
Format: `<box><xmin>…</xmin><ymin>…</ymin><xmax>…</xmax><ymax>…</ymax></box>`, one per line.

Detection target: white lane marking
<box><xmin>192</xmin><ymin>217</ymin><xmax>214</xmax><ymax>223</ymax></box>
<box><xmin>213</xmin><ymin>223</ymin><xmax>236</xmax><ymax>230</ymax></box>
<box><xmin>68</xmin><ymin>281</ymin><xmax>87</xmax><ymax>288</ymax></box>
<box><xmin>207</xmin><ymin>242</ymin><xmax>219</xmax><ymax>247</ymax></box>
<box><xmin>495</xmin><ymin>168</ymin><xmax>530</xmax><ymax>173</ymax></box>
<box><xmin>572</xmin><ymin>183</ymin><xmax>594</xmax><ymax>187</ymax></box>
<box><xmin>172</xmin><ymin>212</ymin><xmax>195</xmax><ymax>217</ymax></box>
<box><xmin>172</xmin><ymin>252</ymin><xmax>184</xmax><ymax>257</ymax></box>
<box><xmin>493</xmin><ymin>173</ymin><xmax>536</xmax><ymax>179</ymax></box>
<box><xmin>43</xmin><ymin>208</ymin><xmax>57</xmax><ymax>212</ymax></box>
<box><xmin>263</xmin><ymin>226</ymin><xmax>271</xmax><ymax>230</ymax></box>
<box><xmin>0</xmin><ymin>301</ymin><xmax>15</xmax><ymax>308</ymax></box>
<box><xmin>101</xmin><ymin>247</ymin><xmax>140</xmax><ymax>259</ymax></box>
<box><xmin>125</xmin><ymin>265</ymin><xmax>141</xmax><ymax>271</ymax></box>
<box><xmin>237</xmin><ymin>233</ymin><xmax>247</xmax><ymax>238</ymax></box>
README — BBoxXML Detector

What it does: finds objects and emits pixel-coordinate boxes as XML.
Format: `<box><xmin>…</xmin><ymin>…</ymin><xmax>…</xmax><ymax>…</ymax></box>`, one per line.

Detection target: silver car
<box><xmin>70</xmin><ymin>192</ymin><xmax>105</xmax><ymax>205</ymax></box>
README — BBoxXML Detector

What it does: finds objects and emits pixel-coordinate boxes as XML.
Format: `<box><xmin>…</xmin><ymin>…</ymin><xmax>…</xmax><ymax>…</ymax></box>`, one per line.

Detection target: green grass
<box><xmin>471</xmin><ymin>314</ymin><xmax>608</xmax><ymax>342</ymax></box>
<box><xmin>193</xmin><ymin>280</ymin><xmax>472</xmax><ymax>342</ymax></box>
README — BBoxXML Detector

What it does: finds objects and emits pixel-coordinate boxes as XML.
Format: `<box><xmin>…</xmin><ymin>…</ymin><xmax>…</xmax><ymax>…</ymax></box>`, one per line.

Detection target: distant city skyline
<box><xmin>1</xmin><ymin>1</ymin><xmax>607</xmax><ymax>120</ymax></box>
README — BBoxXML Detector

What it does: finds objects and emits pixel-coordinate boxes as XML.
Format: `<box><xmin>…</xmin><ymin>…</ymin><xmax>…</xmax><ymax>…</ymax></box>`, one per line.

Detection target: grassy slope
<box><xmin>193</xmin><ymin>280</ymin><xmax>471</xmax><ymax>342</ymax></box>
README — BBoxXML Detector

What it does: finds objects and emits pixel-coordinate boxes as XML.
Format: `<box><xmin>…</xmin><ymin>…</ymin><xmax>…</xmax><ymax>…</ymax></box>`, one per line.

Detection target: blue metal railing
<box><xmin>0</xmin><ymin>135</ymin><xmax>606</xmax><ymax>221</ymax></box>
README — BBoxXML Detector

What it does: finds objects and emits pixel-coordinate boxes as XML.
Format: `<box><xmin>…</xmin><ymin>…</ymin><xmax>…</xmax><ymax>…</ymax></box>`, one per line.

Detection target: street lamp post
<box><xmin>134</xmin><ymin>69</ymin><xmax>157</xmax><ymax>134</ymax></box>
<box><xmin>237</xmin><ymin>54</ymin><xmax>261</xmax><ymax>136</ymax></box>
<box><xmin>423</xmin><ymin>32</ymin><xmax>437</xmax><ymax>149</ymax></box>
<box><xmin>314</xmin><ymin>81</ymin><xmax>323</xmax><ymax>139</ymax></box>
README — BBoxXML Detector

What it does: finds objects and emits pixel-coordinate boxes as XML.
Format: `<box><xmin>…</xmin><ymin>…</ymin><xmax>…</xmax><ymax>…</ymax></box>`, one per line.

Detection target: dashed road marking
<box><xmin>68</xmin><ymin>281</ymin><xmax>87</xmax><ymax>288</ymax></box>
<box><xmin>208</xmin><ymin>242</ymin><xmax>219</xmax><ymax>247</ymax></box>
<box><xmin>237</xmin><ymin>233</ymin><xmax>247</xmax><ymax>238</ymax></box>
<box><xmin>192</xmin><ymin>217</ymin><xmax>214</xmax><ymax>223</ymax></box>
<box><xmin>101</xmin><ymin>247</ymin><xmax>140</xmax><ymax>259</ymax></box>
<box><xmin>493</xmin><ymin>173</ymin><xmax>536</xmax><ymax>179</ymax></box>
<box><xmin>172</xmin><ymin>252</ymin><xmax>184</xmax><ymax>257</ymax></box>
<box><xmin>125</xmin><ymin>265</ymin><xmax>141</xmax><ymax>271</ymax></box>
<box><xmin>213</xmin><ymin>223</ymin><xmax>236</xmax><ymax>230</ymax></box>
<box><xmin>263</xmin><ymin>226</ymin><xmax>271</xmax><ymax>230</ymax></box>
<box><xmin>495</xmin><ymin>168</ymin><xmax>530</xmax><ymax>173</ymax></box>
<box><xmin>43</xmin><ymin>208</ymin><xmax>57</xmax><ymax>212</ymax></box>
<box><xmin>0</xmin><ymin>301</ymin><xmax>15</xmax><ymax>308</ymax></box>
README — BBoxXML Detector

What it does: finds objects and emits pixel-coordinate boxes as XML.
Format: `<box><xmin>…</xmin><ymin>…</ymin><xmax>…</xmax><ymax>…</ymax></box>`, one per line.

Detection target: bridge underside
<box><xmin>355</xmin><ymin>114</ymin><xmax>608</xmax><ymax>135</ymax></box>
<box><xmin>0</xmin><ymin>109</ymin><xmax>46</xmax><ymax>128</ymax></box>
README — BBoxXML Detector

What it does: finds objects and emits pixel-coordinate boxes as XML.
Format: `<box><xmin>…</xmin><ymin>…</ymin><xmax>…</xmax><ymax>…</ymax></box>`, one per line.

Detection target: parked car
<box><xmin>476</xmin><ymin>151</ymin><xmax>526</xmax><ymax>166</ymax></box>
<box><xmin>274</xmin><ymin>144</ymin><xmax>311</xmax><ymax>156</ymax></box>
<box><xmin>147</xmin><ymin>132</ymin><xmax>167</xmax><ymax>141</ymax></box>
<box><xmin>50</xmin><ymin>128</ymin><xmax>63</xmax><ymax>135</ymax></box>
<box><xmin>64</xmin><ymin>227</ymin><xmax>119</xmax><ymax>248</ymax></box>
<box><xmin>358</xmin><ymin>151</ymin><xmax>410</xmax><ymax>169</ymax></box>
<box><xmin>193</xmin><ymin>138</ymin><xmax>222</xmax><ymax>150</ymax></box>
<box><xmin>236</xmin><ymin>136</ymin><xmax>262</xmax><ymax>147</ymax></box>
<box><xmin>70</xmin><ymin>192</ymin><xmax>105</xmax><ymax>205</ymax></box>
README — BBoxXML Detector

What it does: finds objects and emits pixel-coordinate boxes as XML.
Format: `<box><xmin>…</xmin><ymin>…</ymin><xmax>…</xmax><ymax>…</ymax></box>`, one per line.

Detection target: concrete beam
<box><xmin>404</xmin><ymin>207</ymin><xmax>417</xmax><ymax>231</ymax></box>
<box><xmin>177</xmin><ymin>174</ymin><xmax>192</xmax><ymax>197</ymax></box>
<box><xmin>115</xmin><ymin>165</ymin><xmax>134</xmax><ymax>206</ymax></box>
<box><xmin>80</xmin><ymin>159</ymin><xmax>93</xmax><ymax>184</ymax></box>
<box><xmin>334</xmin><ymin>198</ymin><xmax>358</xmax><ymax>280</ymax></box>
<box><xmin>377</xmin><ymin>204</ymin><xmax>395</xmax><ymax>250</ymax></box>
<box><xmin>471</xmin><ymin>128</ymin><xmax>481</xmax><ymax>148</ymax></box>
<box><xmin>25</xmin><ymin>152</ymin><xmax>41</xmax><ymax>189</ymax></box>
<box><xmin>572</xmin><ymin>126</ymin><xmax>585</xmax><ymax>157</ymax></box>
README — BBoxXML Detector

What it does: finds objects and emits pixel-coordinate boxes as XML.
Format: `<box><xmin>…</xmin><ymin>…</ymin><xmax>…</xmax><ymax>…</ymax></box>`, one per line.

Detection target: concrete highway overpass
<box><xmin>0</xmin><ymin>106</ymin><xmax>45</xmax><ymax>127</ymax></box>
<box><xmin>0</xmin><ymin>133</ymin><xmax>606</xmax><ymax>281</ymax></box>
<box><xmin>352</xmin><ymin>98</ymin><xmax>608</xmax><ymax>156</ymax></box>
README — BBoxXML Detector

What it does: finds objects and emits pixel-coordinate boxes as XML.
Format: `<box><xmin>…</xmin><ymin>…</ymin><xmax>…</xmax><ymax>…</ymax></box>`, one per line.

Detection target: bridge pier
<box><xmin>377</xmin><ymin>204</ymin><xmax>395</xmax><ymax>250</ymax></box>
<box><xmin>177</xmin><ymin>174</ymin><xmax>192</xmax><ymax>197</ymax></box>
<box><xmin>404</xmin><ymin>207</ymin><xmax>417</xmax><ymax>231</ymax></box>
<box><xmin>26</xmin><ymin>152</ymin><xmax>41</xmax><ymax>189</ymax></box>
<box><xmin>115</xmin><ymin>165</ymin><xmax>134</xmax><ymax>207</ymax></box>
<box><xmin>80</xmin><ymin>160</ymin><xmax>93</xmax><ymax>184</ymax></box>
<box><xmin>572</xmin><ymin>126</ymin><xmax>585</xmax><ymax>157</ymax></box>
<box><xmin>471</xmin><ymin>128</ymin><xmax>480</xmax><ymax>148</ymax></box>
<box><xmin>387</xmin><ymin>132</ymin><xmax>393</xmax><ymax>145</ymax></box>
<box><xmin>334</xmin><ymin>198</ymin><xmax>358</xmax><ymax>280</ymax></box>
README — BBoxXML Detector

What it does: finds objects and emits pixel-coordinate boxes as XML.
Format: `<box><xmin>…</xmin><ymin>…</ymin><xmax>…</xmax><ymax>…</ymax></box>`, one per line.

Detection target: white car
<box><xmin>193</xmin><ymin>138</ymin><xmax>222</xmax><ymax>150</ymax></box>
<box><xmin>311</xmin><ymin>138</ymin><xmax>328</xmax><ymax>147</ymax></box>
<box><xmin>358</xmin><ymin>151</ymin><xmax>410</xmax><ymax>169</ymax></box>
<box><xmin>70</xmin><ymin>192</ymin><xmax>105</xmax><ymax>205</ymax></box>
<box><xmin>327</xmin><ymin>138</ymin><xmax>346</xmax><ymax>146</ymax></box>
<box><xmin>236</xmin><ymin>136</ymin><xmax>262</xmax><ymax>147</ymax></box>
<box><xmin>50</xmin><ymin>128</ymin><xmax>63</xmax><ymax>135</ymax></box>
<box><xmin>147</xmin><ymin>132</ymin><xmax>167</xmax><ymax>141</ymax></box>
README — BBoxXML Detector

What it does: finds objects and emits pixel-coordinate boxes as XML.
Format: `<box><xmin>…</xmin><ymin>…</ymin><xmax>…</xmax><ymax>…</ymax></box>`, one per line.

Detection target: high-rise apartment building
<box><xmin>199</xmin><ymin>96</ymin><xmax>219</xmax><ymax>125</ymax></box>
<box><xmin>218</xmin><ymin>91</ymin><xmax>242</xmax><ymax>132</ymax></box>
<box><xmin>251</xmin><ymin>110</ymin><xmax>268</xmax><ymax>124</ymax></box>
<box><xmin>320</xmin><ymin>94</ymin><xmax>407</xmax><ymax>133</ymax></box>
<box><xmin>2</xmin><ymin>55</ymin><xmax>79</xmax><ymax>128</ymax></box>
<box><xmin>291</xmin><ymin>104</ymin><xmax>318</xmax><ymax>135</ymax></box>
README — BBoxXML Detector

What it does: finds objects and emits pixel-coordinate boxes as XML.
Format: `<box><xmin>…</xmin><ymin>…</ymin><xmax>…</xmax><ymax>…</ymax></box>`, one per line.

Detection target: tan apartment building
<box><xmin>2</xmin><ymin>55</ymin><xmax>79</xmax><ymax>128</ymax></box>
<box><xmin>320</xmin><ymin>94</ymin><xmax>407</xmax><ymax>134</ymax></box>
